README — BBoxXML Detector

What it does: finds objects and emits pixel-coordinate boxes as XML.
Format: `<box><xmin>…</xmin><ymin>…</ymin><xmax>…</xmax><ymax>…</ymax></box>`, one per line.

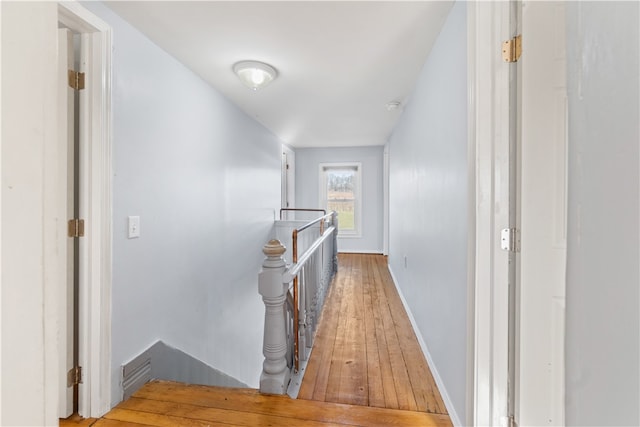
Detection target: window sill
<box><xmin>337</xmin><ymin>234</ymin><xmax>362</xmax><ymax>239</ymax></box>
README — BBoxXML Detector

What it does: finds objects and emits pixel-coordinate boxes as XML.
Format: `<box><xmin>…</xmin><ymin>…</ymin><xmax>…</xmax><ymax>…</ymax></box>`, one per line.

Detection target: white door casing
<box><xmin>383</xmin><ymin>144</ymin><xmax>389</xmax><ymax>255</ymax></box>
<box><xmin>469</xmin><ymin>1</ymin><xmax>517</xmax><ymax>425</ymax></box>
<box><xmin>0</xmin><ymin>7</ymin><xmax>3</xmax><ymax>422</ymax></box>
<box><xmin>58</xmin><ymin>1</ymin><xmax>113</xmax><ymax>418</ymax></box>
<box><xmin>518</xmin><ymin>2</ymin><xmax>567</xmax><ymax>425</ymax></box>
<box><xmin>282</xmin><ymin>145</ymin><xmax>295</xmax><ymax>209</ymax></box>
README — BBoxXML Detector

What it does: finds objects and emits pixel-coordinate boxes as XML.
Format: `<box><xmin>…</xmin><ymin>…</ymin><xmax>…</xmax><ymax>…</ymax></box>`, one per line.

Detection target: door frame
<box><xmin>468</xmin><ymin>1</ymin><xmax>515</xmax><ymax>425</ymax></box>
<box><xmin>383</xmin><ymin>143</ymin><xmax>389</xmax><ymax>255</ymax></box>
<box><xmin>57</xmin><ymin>1</ymin><xmax>112</xmax><ymax>418</ymax></box>
<box><xmin>281</xmin><ymin>144</ymin><xmax>295</xmax><ymax>209</ymax></box>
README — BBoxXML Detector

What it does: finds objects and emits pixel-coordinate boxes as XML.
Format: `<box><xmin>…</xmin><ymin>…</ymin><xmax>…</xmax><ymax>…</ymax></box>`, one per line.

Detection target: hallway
<box><xmin>61</xmin><ymin>254</ymin><xmax>452</xmax><ymax>427</ymax></box>
<box><xmin>298</xmin><ymin>254</ymin><xmax>449</xmax><ymax>416</ymax></box>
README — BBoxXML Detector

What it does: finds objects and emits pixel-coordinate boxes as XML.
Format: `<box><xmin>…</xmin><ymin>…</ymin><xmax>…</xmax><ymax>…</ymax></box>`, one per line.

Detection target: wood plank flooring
<box><xmin>60</xmin><ymin>414</ymin><xmax>98</xmax><ymax>426</ymax></box>
<box><xmin>65</xmin><ymin>380</ymin><xmax>450</xmax><ymax>426</ymax></box>
<box><xmin>298</xmin><ymin>254</ymin><xmax>448</xmax><ymax>416</ymax></box>
<box><xmin>61</xmin><ymin>253</ymin><xmax>451</xmax><ymax>427</ymax></box>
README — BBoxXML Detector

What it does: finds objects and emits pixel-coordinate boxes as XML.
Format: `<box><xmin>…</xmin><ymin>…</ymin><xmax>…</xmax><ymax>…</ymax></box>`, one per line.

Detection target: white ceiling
<box><xmin>104</xmin><ymin>1</ymin><xmax>453</xmax><ymax>148</ymax></box>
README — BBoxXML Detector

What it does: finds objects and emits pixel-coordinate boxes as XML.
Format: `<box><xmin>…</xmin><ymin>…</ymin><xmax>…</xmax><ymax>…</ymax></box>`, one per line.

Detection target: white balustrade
<box><xmin>258</xmin><ymin>239</ymin><xmax>290</xmax><ymax>394</ymax></box>
<box><xmin>259</xmin><ymin>211</ymin><xmax>338</xmax><ymax>395</ymax></box>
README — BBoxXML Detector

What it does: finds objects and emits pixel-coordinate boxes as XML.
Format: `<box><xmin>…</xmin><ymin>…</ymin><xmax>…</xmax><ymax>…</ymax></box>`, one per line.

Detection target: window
<box><xmin>320</xmin><ymin>163</ymin><xmax>361</xmax><ymax>237</ymax></box>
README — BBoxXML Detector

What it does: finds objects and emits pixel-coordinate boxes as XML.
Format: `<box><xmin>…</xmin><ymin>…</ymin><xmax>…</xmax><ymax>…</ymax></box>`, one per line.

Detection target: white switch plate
<box><xmin>128</xmin><ymin>216</ymin><xmax>140</xmax><ymax>239</ymax></box>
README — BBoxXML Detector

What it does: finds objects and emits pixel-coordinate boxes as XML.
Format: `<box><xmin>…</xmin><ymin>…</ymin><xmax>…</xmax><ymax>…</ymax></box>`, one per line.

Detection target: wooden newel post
<box><xmin>258</xmin><ymin>239</ymin><xmax>291</xmax><ymax>394</ymax></box>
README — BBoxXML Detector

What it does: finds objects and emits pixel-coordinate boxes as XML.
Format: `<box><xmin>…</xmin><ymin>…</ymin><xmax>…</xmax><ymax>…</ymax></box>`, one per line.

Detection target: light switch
<box><xmin>128</xmin><ymin>216</ymin><xmax>140</xmax><ymax>239</ymax></box>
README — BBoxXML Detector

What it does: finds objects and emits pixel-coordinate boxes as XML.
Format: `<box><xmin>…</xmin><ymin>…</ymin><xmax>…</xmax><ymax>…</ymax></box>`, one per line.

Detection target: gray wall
<box><xmin>386</xmin><ymin>2</ymin><xmax>467</xmax><ymax>423</ymax></box>
<box><xmin>121</xmin><ymin>340</ymin><xmax>247</xmax><ymax>400</ymax></box>
<box><xmin>83</xmin><ymin>3</ymin><xmax>282</xmax><ymax>406</ymax></box>
<box><xmin>295</xmin><ymin>146</ymin><xmax>384</xmax><ymax>253</ymax></box>
<box><xmin>565</xmin><ymin>2</ymin><xmax>639</xmax><ymax>425</ymax></box>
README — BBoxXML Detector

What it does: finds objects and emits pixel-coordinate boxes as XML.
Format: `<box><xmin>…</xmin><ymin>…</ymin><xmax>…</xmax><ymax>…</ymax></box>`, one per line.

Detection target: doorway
<box><xmin>57</xmin><ymin>1</ymin><xmax>113</xmax><ymax>419</ymax></box>
<box><xmin>468</xmin><ymin>1</ymin><xmax>519</xmax><ymax>425</ymax></box>
<box><xmin>470</xmin><ymin>1</ymin><xmax>568</xmax><ymax>424</ymax></box>
<box><xmin>282</xmin><ymin>145</ymin><xmax>295</xmax><ymax>209</ymax></box>
<box><xmin>57</xmin><ymin>25</ymin><xmax>82</xmax><ymax>418</ymax></box>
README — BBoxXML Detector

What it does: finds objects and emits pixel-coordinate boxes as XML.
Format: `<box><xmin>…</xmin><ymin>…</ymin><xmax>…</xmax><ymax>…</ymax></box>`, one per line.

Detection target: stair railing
<box><xmin>258</xmin><ymin>211</ymin><xmax>338</xmax><ymax>394</ymax></box>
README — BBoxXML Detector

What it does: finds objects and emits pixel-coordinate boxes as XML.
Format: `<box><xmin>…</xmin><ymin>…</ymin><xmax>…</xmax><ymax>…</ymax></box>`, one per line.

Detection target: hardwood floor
<box><xmin>61</xmin><ymin>254</ymin><xmax>451</xmax><ymax>426</ymax></box>
<box><xmin>81</xmin><ymin>380</ymin><xmax>450</xmax><ymax>426</ymax></box>
<box><xmin>60</xmin><ymin>413</ymin><xmax>98</xmax><ymax>426</ymax></box>
<box><xmin>298</xmin><ymin>254</ymin><xmax>448</xmax><ymax>416</ymax></box>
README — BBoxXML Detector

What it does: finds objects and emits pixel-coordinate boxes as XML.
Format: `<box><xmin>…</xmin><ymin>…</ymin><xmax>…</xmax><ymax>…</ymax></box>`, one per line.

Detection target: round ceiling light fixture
<box><xmin>386</xmin><ymin>101</ymin><xmax>401</xmax><ymax>111</ymax></box>
<box><xmin>233</xmin><ymin>60</ymin><xmax>278</xmax><ymax>91</ymax></box>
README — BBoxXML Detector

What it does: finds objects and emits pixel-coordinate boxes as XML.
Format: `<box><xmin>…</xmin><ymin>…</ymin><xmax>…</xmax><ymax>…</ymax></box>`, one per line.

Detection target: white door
<box><xmin>518</xmin><ymin>2</ymin><xmax>567</xmax><ymax>425</ymax></box>
<box><xmin>57</xmin><ymin>27</ymin><xmax>76</xmax><ymax>418</ymax></box>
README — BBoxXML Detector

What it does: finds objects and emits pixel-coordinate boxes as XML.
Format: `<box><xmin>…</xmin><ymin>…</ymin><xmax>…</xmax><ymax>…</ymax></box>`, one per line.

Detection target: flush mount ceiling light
<box><xmin>386</xmin><ymin>101</ymin><xmax>401</xmax><ymax>111</ymax></box>
<box><xmin>233</xmin><ymin>60</ymin><xmax>278</xmax><ymax>91</ymax></box>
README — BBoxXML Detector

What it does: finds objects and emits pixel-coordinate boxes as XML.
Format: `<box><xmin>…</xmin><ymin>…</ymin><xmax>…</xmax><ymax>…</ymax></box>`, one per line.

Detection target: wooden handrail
<box><xmin>284</xmin><ymin>226</ymin><xmax>336</xmax><ymax>282</ymax></box>
<box><xmin>291</xmin><ymin>212</ymin><xmax>334</xmax><ymax>263</ymax></box>
<box><xmin>279</xmin><ymin>208</ymin><xmax>326</xmax><ymax>220</ymax></box>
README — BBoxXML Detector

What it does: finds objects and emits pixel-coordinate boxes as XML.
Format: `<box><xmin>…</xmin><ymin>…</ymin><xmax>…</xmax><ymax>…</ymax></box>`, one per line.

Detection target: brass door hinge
<box><xmin>67</xmin><ymin>366</ymin><xmax>82</xmax><ymax>387</ymax></box>
<box><xmin>68</xmin><ymin>69</ymin><xmax>85</xmax><ymax>90</ymax></box>
<box><xmin>502</xmin><ymin>35</ymin><xmax>522</xmax><ymax>62</ymax></box>
<box><xmin>68</xmin><ymin>219</ymin><xmax>85</xmax><ymax>238</ymax></box>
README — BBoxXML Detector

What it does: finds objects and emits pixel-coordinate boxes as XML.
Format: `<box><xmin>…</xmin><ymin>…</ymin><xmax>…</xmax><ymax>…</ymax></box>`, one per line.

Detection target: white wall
<box><xmin>295</xmin><ymin>146</ymin><xmax>383</xmax><ymax>253</ymax></box>
<box><xmin>565</xmin><ymin>2</ymin><xmax>639</xmax><ymax>425</ymax></box>
<box><xmin>1</xmin><ymin>2</ymin><xmax>60</xmax><ymax>425</ymax></box>
<box><xmin>82</xmin><ymin>2</ymin><xmax>282</xmax><ymax>407</ymax></box>
<box><xmin>387</xmin><ymin>2</ymin><xmax>467</xmax><ymax>423</ymax></box>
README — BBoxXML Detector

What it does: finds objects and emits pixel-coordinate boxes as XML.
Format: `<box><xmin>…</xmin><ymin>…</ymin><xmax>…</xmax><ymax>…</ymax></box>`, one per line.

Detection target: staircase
<box><xmin>91</xmin><ymin>380</ymin><xmax>452</xmax><ymax>426</ymax></box>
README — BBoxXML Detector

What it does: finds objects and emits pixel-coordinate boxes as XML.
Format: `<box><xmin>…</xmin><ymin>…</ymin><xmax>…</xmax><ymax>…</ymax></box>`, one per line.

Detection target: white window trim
<box><xmin>319</xmin><ymin>162</ymin><xmax>362</xmax><ymax>238</ymax></box>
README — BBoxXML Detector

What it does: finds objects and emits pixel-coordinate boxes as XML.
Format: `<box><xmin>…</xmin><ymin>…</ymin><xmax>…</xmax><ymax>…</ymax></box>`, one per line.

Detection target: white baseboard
<box><xmin>337</xmin><ymin>249</ymin><xmax>383</xmax><ymax>254</ymax></box>
<box><xmin>387</xmin><ymin>265</ymin><xmax>463</xmax><ymax>427</ymax></box>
